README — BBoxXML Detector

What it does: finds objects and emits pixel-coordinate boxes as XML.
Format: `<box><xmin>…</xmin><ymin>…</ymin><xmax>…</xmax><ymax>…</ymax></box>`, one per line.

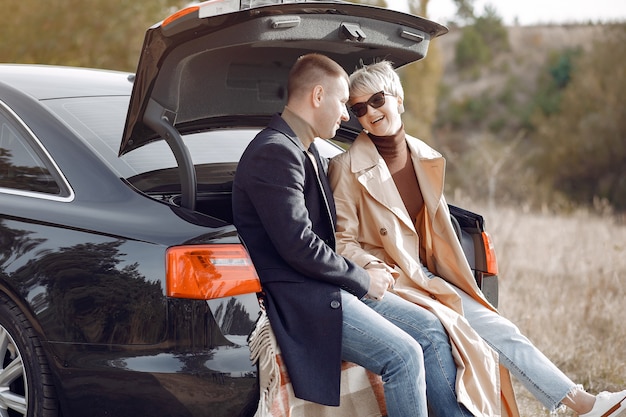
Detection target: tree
<box><xmin>1</xmin><ymin>0</ymin><xmax>183</xmax><ymax>71</ymax></box>
<box><xmin>398</xmin><ymin>0</ymin><xmax>446</xmax><ymax>142</ymax></box>
<box><xmin>531</xmin><ymin>25</ymin><xmax>626</xmax><ymax>212</ymax></box>
<box><xmin>528</xmin><ymin>48</ymin><xmax>582</xmax><ymax>120</ymax></box>
<box><xmin>454</xmin><ymin>25</ymin><xmax>491</xmax><ymax>70</ymax></box>
<box><xmin>454</xmin><ymin>5</ymin><xmax>509</xmax><ymax>74</ymax></box>
<box><xmin>450</xmin><ymin>0</ymin><xmax>476</xmax><ymax>24</ymax></box>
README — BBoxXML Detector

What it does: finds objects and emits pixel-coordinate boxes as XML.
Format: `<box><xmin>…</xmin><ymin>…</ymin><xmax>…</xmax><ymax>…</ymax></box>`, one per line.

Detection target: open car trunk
<box><xmin>120</xmin><ymin>0</ymin><xmax>497</xmax><ymax>306</ymax></box>
<box><xmin>120</xmin><ymin>0</ymin><xmax>447</xmax><ymax>210</ymax></box>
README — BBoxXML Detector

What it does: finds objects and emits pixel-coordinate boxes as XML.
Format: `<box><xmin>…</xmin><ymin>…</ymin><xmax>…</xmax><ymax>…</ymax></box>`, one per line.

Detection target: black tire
<box><xmin>0</xmin><ymin>293</ymin><xmax>58</xmax><ymax>417</ymax></box>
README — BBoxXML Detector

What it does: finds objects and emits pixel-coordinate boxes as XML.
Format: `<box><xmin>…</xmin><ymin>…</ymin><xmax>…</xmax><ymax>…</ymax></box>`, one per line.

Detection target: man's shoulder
<box><xmin>239</xmin><ymin>124</ymin><xmax>302</xmax><ymax>171</ymax></box>
<box><xmin>250</xmin><ymin>115</ymin><xmax>296</xmax><ymax>146</ymax></box>
<box><xmin>264</xmin><ymin>113</ymin><xmax>294</xmax><ymax>138</ymax></box>
<box><xmin>248</xmin><ymin>128</ymin><xmax>297</xmax><ymax>155</ymax></box>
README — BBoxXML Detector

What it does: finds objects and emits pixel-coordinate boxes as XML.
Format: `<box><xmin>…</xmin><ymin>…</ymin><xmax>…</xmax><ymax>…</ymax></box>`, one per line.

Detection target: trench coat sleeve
<box><xmin>327</xmin><ymin>154</ymin><xmax>387</xmax><ymax>269</ymax></box>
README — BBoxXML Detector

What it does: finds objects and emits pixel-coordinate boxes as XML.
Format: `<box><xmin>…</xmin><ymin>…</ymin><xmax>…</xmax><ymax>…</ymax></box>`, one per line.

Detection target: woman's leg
<box><xmin>454</xmin><ymin>286</ymin><xmax>576</xmax><ymax>412</ymax></box>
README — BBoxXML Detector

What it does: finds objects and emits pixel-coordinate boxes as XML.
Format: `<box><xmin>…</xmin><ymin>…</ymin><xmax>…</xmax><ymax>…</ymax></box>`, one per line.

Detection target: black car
<box><xmin>0</xmin><ymin>1</ymin><xmax>496</xmax><ymax>416</ymax></box>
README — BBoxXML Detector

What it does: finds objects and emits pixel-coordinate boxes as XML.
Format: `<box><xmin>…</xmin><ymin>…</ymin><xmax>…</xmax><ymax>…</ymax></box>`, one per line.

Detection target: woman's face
<box><xmin>350</xmin><ymin>90</ymin><xmax>403</xmax><ymax>136</ymax></box>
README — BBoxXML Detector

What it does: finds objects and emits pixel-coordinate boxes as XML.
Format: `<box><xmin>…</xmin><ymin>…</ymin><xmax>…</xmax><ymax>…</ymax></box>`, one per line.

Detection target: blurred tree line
<box><xmin>530</xmin><ymin>25</ymin><xmax>626</xmax><ymax>213</ymax></box>
<box><xmin>2</xmin><ymin>0</ymin><xmax>624</xmax><ymax>213</ymax></box>
<box><xmin>1</xmin><ymin>0</ymin><xmax>184</xmax><ymax>71</ymax></box>
<box><xmin>434</xmin><ymin>11</ymin><xmax>626</xmax><ymax>214</ymax></box>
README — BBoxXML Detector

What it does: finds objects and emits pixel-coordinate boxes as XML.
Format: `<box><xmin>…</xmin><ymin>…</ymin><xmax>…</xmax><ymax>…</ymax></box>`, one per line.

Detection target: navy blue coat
<box><xmin>232</xmin><ymin>114</ymin><xmax>369</xmax><ymax>406</ymax></box>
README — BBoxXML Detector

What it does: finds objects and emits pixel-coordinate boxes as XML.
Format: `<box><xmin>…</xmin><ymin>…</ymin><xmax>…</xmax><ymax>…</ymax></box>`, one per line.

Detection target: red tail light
<box><xmin>162</xmin><ymin>5</ymin><xmax>200</xmax><ymax>27</ymax></box>
<box><xmin>481</xmin><ymin>231</ymin><xmax>499</xmax><ymax>275</ymax></box>
<box><xmin>162</xmin><ymin>0</ymin><xmax>241</xmax><ymax>28</ymax></box>
<box><xmin>166</xmin><ymin>244</ymin><xmax>261</xmax><ymax>300</ymax></box>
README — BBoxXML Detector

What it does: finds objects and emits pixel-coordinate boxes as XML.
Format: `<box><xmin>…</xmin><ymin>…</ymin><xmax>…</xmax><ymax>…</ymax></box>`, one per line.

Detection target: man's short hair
<box><xmin>287</xmin><ymin>53</ymin><xmax>348</xmax><ymax>100</ymax></box>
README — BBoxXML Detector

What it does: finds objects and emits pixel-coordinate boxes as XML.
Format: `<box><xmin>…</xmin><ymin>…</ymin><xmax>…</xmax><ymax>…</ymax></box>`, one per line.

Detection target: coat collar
<box><xmin>349</xmin><ymin>131</ymin><xmax>446</xmax><ymax>229</ymax></box>
<box><xmin>267</xmin><ymin>113</ymin><xmax>307</xmax><ymax>153</ymax></box>
<box><xmin>267</xmin><ymin>113</ymin><xmax>337</xmax><ymax>228</ymax></box>
<box><xmin>281</xmin><ymin>106</ymin><xmax>317</xmax><ymax>150</ymax></box>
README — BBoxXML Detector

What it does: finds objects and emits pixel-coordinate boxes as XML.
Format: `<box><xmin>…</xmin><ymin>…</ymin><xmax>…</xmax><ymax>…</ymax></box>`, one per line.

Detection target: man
<box><xmin>232</xmin><ymin>53</ymin><xmax>472</xmax><ymax>417</ymax></box>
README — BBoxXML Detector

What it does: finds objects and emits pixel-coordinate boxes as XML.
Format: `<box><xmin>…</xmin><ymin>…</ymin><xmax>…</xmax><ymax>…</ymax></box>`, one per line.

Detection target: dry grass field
<box><xmin>468</xmin><ymin>203</ymin><xmax>626</xmax><ymax>416</ymax></box>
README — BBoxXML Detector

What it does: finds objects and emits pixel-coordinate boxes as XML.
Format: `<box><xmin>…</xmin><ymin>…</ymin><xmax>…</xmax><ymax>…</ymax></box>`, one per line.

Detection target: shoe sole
<box><xmin>603</xmin><ymin>394</ymin><xmax>626</xmax><ymax>417</ymax></box>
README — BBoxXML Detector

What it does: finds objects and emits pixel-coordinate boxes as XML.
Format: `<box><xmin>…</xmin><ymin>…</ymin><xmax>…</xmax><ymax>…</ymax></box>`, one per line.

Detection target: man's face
<box><xmin>315</xmin><ymin>76</ymin><xmax>350</xmax><ymax>140</ymax></box>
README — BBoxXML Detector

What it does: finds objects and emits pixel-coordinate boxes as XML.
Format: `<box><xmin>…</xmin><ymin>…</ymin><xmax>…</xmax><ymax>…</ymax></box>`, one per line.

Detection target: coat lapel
<box><xmin>407</xmin><ymin>138</ymin><xmax>446</xmax><ymax>222</ymax></box>
<box><xmin>350</xmin><ymin>132</ymin><xmax>445</xmax><ymax>232</ymax></box>
<box><xmin>350</xmin><ymin>133</ymin><xmax>415</xmax><ymax>231</ymax></box>
<box><xmin>268</xmin><ymin>114</ymin><xmax>336</xmax><ymax>228</ymax></box>
<box><xmin>309</xmin><ymin>142</ymin><xmax>337</xmax><ymax>227</ymax></box>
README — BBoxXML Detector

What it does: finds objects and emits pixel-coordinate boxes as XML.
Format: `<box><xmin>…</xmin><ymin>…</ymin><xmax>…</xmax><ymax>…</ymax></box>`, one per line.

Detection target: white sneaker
<box><xmin>580</xmin><ymin>390</ymin><xmax>626</xmax><ymax>417</ymax></box>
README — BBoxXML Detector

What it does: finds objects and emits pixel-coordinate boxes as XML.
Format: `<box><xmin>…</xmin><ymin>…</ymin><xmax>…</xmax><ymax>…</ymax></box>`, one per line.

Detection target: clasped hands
<box><xmin>365</xmin><ymin>267</ymin><xmax>396</xmax><ymax>301</ymax></box>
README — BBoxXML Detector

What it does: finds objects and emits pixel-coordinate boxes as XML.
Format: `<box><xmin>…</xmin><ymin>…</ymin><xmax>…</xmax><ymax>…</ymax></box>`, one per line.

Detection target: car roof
<box><xmin>120</xmin><ymin>0</ymin><xmax>447</xmax><ymax>155</ymax></box>
<box><xmin>0</xmin><ymin>64</ymin><xmax>133</xmax><ymax>100</ymax></box>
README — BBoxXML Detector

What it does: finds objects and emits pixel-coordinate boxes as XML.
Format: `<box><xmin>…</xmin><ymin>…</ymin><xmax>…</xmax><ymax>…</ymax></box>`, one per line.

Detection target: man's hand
<box><xmin>365</xmin><ymin>268</ymin><xmax>395</xmax><ymax>301</ymax></box>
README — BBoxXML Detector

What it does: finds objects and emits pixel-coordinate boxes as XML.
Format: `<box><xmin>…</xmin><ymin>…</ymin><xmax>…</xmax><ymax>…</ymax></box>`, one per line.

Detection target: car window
<box><xmin>0</xmin><ymin>109</ymin><xmax>61</xmax><ymax>195</ymax></box>
<box><xmin>43</xmin><ymin>96</ymin><xmax>345</xmax><ymax>196</ymax></box>
<box><xmin>124</xmin><ymin>131</ymin><xmax>344</xmax><ymax>194</ymax></box>
<box><xmin>44</xmin><ymin>97</ymin><xmax>262</xmax><ymax>180</ymax></box>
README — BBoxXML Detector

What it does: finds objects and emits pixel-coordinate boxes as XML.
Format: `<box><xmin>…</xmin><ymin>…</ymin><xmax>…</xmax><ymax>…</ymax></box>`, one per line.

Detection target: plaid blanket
<box><xmin>249</xmin><ymin>310</ymin><xmax>387</xmax><ymax>417</ymax></box>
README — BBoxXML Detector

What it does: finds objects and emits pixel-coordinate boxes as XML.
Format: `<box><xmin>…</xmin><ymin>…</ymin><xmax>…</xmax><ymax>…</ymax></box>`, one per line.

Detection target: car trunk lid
<box><xmin>120</xmin><ymin>0</ymin><xmax>447</xmax><ymax>209</ymax></box>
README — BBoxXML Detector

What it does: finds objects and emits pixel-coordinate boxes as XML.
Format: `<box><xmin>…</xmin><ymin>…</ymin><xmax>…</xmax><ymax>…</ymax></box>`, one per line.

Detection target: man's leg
<box><xmin>364</xmin><ymin>291</ymin><xmax>474</xmax><ymax>417</ymax></box>
<box><xmin>340</xmin><ymin>290</ymin><xmax>428</xmax><ymax>417</ymax></box>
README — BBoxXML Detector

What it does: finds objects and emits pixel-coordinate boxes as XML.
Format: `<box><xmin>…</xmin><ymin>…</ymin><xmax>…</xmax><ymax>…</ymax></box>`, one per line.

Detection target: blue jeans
<box><xmin>453</xmin><ymin>285</ymin><xmax>576</xmax><ymax>412</ymax></box>
<box><xmin>340</xmin><ymin>290</ymin><xmax>473</xmax><ymax>417</ymax></box>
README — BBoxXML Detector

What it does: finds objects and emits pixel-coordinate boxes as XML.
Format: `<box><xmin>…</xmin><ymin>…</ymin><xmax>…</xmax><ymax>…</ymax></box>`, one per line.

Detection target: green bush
<box><xmin>455</xmin><ymin>26</ymin><xmax>491</xmax><ymax>71</ymax></box>
<box><xmin>530</xmin><ymin>25</ymin><xmax>626</xmax><ymax>212</ymax></box>
<box><xmin>454</xmin><ymin>5</ymin><xmax>509</xmax><ymax>74</ymax></box>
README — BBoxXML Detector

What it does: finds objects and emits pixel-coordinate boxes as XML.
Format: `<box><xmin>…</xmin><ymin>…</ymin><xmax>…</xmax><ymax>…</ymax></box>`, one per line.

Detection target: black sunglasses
<box><xmin>349</xmin><ymin>91</ymin><xmax>389</xmax><ymax>118</ymax></box>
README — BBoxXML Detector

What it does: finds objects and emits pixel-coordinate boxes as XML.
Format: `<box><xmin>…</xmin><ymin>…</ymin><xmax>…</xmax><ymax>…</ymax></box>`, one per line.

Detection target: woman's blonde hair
<box><xmin>348</xmin><ymin>60</ymin><xmax>404</xmax><ymax>104</ymax></box>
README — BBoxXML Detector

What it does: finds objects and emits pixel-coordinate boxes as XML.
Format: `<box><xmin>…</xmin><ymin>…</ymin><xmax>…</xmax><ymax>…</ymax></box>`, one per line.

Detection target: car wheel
<box><xmin>0</xmin><ymin>294</ymin><xmax>58</xmax><ymax>417</ymax></box>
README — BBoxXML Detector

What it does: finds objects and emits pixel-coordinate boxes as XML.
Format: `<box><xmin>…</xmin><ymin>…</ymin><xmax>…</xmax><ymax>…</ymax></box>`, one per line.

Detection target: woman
<box><xmin>328</xmin><ymin>60</ymin><xmax>626</xmax><ymax>417</ymax></box>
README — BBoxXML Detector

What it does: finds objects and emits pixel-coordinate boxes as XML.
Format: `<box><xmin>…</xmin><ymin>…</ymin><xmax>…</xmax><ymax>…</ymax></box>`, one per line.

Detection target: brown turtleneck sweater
<box><xmin>368</xmin><ymin>127</ymin><xmax>424</xmax><ymax>224</ymax></box>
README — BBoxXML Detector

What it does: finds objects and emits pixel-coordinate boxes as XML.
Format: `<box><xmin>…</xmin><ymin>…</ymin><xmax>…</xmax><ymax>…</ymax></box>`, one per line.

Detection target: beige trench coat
<box><xmin>328</xmin><ymin>131</ymin><xmax>520</xmax><ymax>417</ymax></box>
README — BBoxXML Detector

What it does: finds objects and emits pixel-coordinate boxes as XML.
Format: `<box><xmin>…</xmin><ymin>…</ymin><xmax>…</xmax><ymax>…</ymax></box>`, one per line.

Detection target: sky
<box><xmin>388</xmin><ymin>0</ymin><xmax>626</xmax><ymax>26</ymax></box>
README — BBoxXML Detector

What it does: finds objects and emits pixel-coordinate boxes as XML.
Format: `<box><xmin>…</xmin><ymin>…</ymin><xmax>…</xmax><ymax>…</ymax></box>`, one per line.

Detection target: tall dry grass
<box><xmin>472</xmin><ymin>204</ymin><xmax>626</xmax><ymax>416</ymax></box>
